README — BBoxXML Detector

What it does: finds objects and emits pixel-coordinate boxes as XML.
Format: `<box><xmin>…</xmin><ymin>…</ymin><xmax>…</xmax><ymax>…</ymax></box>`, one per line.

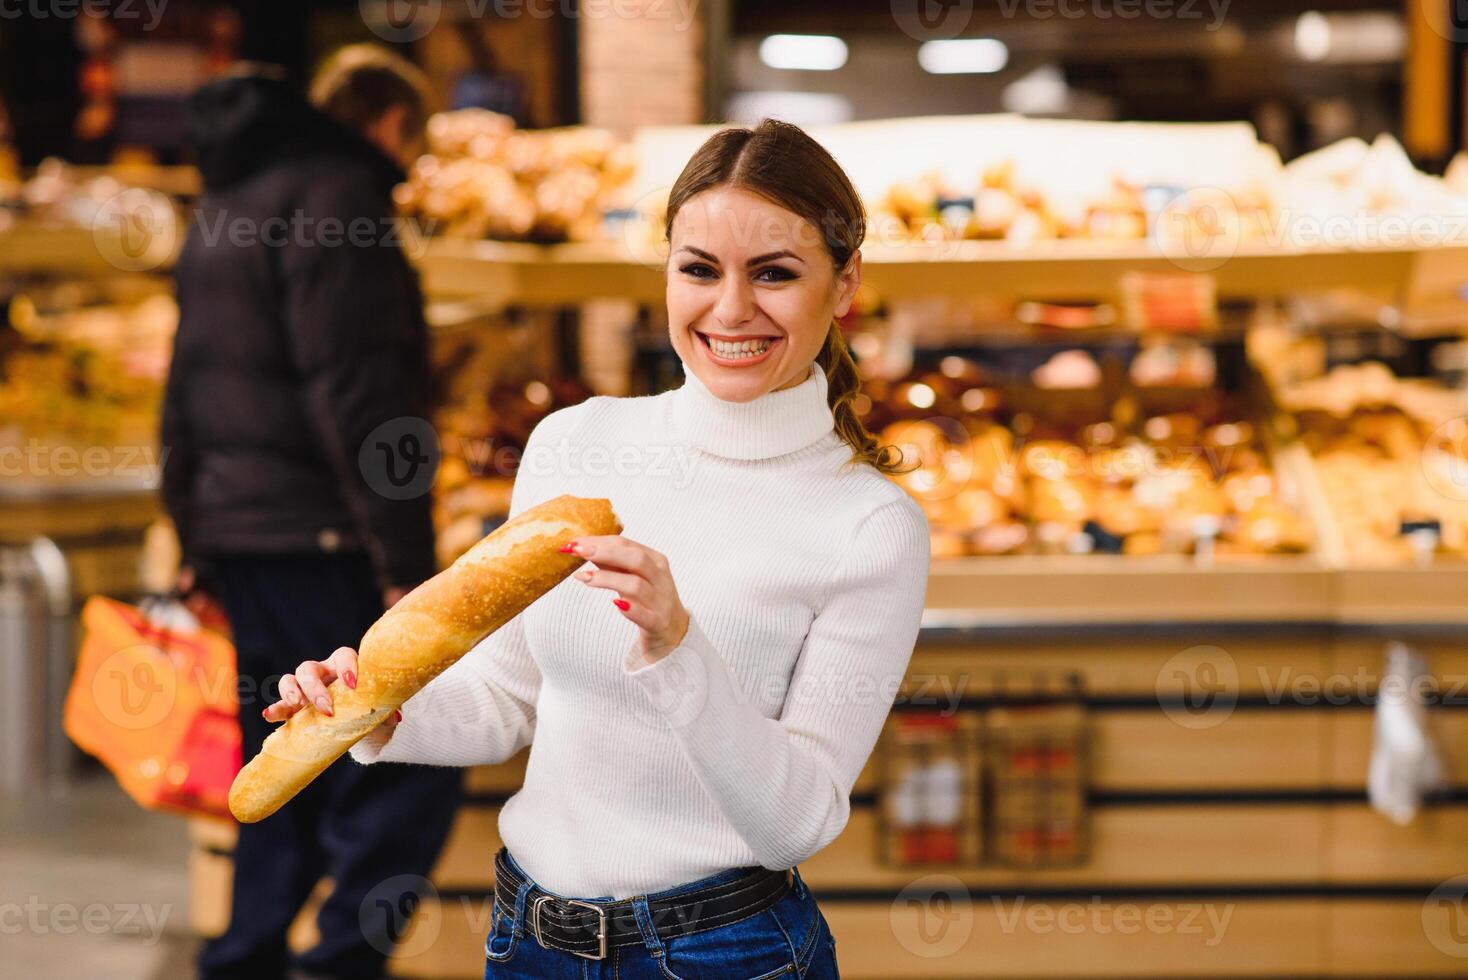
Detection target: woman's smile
<box><xmin>695</xmin><ymin>330</ymin><xmax>784</xmax><ymax>367</ymax></box>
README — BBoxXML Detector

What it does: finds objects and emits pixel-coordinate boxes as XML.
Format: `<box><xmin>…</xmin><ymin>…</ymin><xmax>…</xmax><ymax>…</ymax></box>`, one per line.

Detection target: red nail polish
<box><xmin>613</xmin><ymin>598</ymin><xmax>630</xmax><ymax>611</ymax></box>
<box><xmin>344</xmin><ymin>670</ymin><xmax>356</xmax><ymax>690</ymax></box>
<box><xmin>558</xmin><ymin>542</ymin><xmax>577</xmax><ymax>553</ymax></box>
<box><xmin>261</xmin><ymin>708</ymin><xmax>271</xmax><ymax>719</ymax></box>
<box><xmin>395</xmin><ymin>709</ymin><xmax>403</xmax><ymax>723</ymax></box>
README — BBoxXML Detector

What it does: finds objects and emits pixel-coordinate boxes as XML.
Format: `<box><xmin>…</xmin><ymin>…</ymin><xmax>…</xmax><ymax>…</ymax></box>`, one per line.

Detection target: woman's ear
<box><xmin>833</xmin><ymin>250</ymin><xmax>863</xmax><ymax>318</ymax></box>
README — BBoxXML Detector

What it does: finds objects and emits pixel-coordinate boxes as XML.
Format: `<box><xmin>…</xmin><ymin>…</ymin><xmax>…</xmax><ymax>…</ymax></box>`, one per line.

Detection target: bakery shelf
<box><xmin>0</xmin><ymin>224</ymin><xmax>134</xmax><ymax>277</ymax></box>
<box><xmin>414</xmin><ymin>236</ymin><xmax>1468</xmax><ymax>312</ymax></box>
<box><xmin>920</xmin><ymin>555</ymin><xmax>1336</xmax><ymax>628</ymax></box>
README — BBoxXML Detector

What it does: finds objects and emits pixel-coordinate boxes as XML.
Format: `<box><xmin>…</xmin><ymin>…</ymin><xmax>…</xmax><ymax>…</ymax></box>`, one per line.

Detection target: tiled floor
<box><xmin>1</xmin><ymin>765</ymin><xmax>200</xmax><ymax>980</ymax></box>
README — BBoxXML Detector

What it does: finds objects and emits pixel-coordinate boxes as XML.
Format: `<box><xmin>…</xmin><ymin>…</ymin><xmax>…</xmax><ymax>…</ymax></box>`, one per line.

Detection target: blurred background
<box><xmin>4</xmin><ymin>1</ymin><xmax>1468</xmax><ymax>977</ymax></box>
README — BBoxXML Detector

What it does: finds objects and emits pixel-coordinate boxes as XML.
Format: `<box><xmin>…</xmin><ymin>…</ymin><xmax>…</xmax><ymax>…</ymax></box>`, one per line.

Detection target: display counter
<box><xmin>185</xmin><ymin>578</ymin><xmax>1468</xmax><ymax>977</ymax></box>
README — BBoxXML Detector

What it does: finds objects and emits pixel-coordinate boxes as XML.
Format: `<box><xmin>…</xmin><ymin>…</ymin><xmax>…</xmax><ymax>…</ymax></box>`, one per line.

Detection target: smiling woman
<box><xmin>661</xmin><ymin>118</ymin><xmax>908</xmax><ymax>475</ymax></box>
<box><xmin>269</xmin><ymin>115</ymin><xmax>930</xmax><ymax>980</ymax></box>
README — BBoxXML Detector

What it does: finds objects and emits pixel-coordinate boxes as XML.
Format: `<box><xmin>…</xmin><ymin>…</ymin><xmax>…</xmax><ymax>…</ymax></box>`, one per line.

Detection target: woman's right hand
<box><xmin>262</xmin><ymin>646</ymin><xmax>402</xmax><ymax>752</ymax></box>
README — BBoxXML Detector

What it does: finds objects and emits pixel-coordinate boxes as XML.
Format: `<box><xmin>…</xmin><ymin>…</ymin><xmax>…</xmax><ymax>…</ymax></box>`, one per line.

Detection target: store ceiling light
<box><xmin>1294</xmin><ymin>12</ymin><xmax>1331</xmax><ymax>62</ymax></box>
<box><xmin>758</xmin><ymin>34</ymin><xmax>848</xmax><ymax>72</ymax></box>
<box><xmin>918</xmin><ymin>38</ymin><xmax>1009</xmax><ymax>75</ymax></box>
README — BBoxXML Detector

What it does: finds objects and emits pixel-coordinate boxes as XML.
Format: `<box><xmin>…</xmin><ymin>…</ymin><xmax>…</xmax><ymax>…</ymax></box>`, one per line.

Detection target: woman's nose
<box><xmin>711</xmin><ymin>275</ymin><xmax>756</xmax><ymax>331</ymax></box>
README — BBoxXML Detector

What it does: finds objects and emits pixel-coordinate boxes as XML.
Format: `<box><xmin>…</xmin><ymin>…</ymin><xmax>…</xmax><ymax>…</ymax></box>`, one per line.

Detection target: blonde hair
<box><xmin>309</xmin><ymin>43</ymin><xmax>433</xmax><ymax>143</ymax></box>
<box><xmin>663</xmin><ymin>118</ymin><xmax>904</xmax><ymax>475</ymax></box>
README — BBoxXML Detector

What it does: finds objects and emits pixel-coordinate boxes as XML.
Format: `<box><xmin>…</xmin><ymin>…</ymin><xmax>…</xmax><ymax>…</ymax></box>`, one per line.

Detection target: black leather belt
<box><xmin>492</xmin><ymin>846</ymin><xmax>793</xmax><ymax>960</ymax></box>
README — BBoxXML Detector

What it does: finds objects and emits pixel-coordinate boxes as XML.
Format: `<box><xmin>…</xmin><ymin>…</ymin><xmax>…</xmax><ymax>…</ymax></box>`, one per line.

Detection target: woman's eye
<box><xmin>755</xmin><ymin>266</ymin><xmax>797</xmax><ymax>283</ymax></box>
<box><xmin>679</xmin><ymin>263</ymin><xmax>717</xmax><ymax>279</ymax></box>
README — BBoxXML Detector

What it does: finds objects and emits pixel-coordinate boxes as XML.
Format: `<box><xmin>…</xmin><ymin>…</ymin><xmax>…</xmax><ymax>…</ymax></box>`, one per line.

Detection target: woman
<box><xmin>265</xmin><ymin>118</ymin><xmax>931</xmax><ymax>979</ymax></box>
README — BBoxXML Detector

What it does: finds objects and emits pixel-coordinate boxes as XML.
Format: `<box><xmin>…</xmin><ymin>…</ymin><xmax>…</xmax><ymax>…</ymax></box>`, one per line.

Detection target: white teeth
<box><xmin>706</xmin><ymin>336</ymin><xmax>772</xmax><ymax>359</ymax></box>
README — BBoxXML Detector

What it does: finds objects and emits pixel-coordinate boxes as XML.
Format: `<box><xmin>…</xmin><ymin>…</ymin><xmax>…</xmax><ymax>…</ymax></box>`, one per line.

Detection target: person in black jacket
<box><xmin>161</xmin><ymin>46</ymin><xmax>463</xmax><ymax>980</ymax></box>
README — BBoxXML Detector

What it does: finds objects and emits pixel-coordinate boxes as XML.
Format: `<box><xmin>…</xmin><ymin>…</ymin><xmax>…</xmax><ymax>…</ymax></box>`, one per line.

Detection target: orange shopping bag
<box><xmin>63</xmin><ymin>596</ymin><xmax>242</xmax><ymax>822</ymax></box>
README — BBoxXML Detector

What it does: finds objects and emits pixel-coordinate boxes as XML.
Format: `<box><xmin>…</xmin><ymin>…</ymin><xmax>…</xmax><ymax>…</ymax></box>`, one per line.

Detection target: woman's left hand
<box><xmin>562</xmin><ymin>535</ymin><xmax>689</xmax><ymax>666</ymax></box>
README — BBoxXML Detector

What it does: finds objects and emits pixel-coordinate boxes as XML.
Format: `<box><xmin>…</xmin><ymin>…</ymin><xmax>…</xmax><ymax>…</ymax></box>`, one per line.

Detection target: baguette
<box><xmin>228</xmin><ymin>493</ymin><xmax>621</xmax><ymax>823</ymax></box>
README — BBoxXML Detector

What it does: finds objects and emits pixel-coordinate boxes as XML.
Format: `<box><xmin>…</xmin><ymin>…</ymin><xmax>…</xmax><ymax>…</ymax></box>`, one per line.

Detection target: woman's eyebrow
<box><xmin>675</xmin><ymin>246</ymin><xmax>805</xmax><ymax>266</ymax></box>
<box><xmin>676</xmin><ymin>246</ymin><xmax>720</xmax><ymax>263</ymax></box>
<box><xmin>748</xmin><ymin>250</ymin><xmax>804</xmax><ymax>265</ymax></box>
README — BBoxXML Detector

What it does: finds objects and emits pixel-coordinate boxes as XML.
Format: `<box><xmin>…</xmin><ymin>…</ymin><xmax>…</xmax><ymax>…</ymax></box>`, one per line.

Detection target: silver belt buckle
<box><xmin>530</xmin><ymin>894</ymin><xmax>608</xmax><ymax>960</ymax></box>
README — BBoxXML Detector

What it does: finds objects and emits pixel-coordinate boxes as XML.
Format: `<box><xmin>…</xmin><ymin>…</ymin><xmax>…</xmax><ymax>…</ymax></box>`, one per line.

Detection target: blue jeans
<box><xmin>484</xmin><ymin>848</ymin><xmax>840</xmax><ymax>978</ymax></box>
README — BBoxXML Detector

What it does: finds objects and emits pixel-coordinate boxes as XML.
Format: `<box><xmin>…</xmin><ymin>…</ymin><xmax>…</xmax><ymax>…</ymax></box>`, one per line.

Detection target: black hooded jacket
<box><xmin>161</xmin><ymin>72</ymin><xmax>437</xmax><ymax>591</ymax></box>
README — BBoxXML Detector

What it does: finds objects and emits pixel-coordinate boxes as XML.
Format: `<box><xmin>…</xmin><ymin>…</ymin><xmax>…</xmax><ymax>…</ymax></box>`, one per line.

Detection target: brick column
<box><xmin>579</xmin><ymin>0</ymin><xmax>713</xmax><ymax>136</ymax></box>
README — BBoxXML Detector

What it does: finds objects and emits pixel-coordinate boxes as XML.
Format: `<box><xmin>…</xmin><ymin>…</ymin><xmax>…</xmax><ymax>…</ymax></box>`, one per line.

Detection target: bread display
<box><xmin>1266</xmin><ymin>360</ymin><xmax>1468</xmax><ymax>565</ymax></box>
<box><xmin>228</xmin><ymin>494</ymin><xmax>622</xmax><ymax>823</ymax></box>
<box><xmin>0</xmin><ymin>293</ymin><xmax>175</xmax><ymax>459</ymax></box>
<box><xmin>870</xmin><ymin>353</ymin><xmax>1311</xmax><ymax>559</ymax></box>
<box><xmin>395</xmin><ymin>108</ymin><xmax>635</xmax><ymax>243</ymax></box>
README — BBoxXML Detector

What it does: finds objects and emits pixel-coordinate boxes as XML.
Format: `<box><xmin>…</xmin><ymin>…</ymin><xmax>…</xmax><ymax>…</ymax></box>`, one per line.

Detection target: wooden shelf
<box><xmin>0</xmin><ymin>222</ymin><xmax>178</xmax><ymax>278</ymax></box>
<box><xmin>414</xmin><ymin>237</ymin><xmax>1468</xmax><ymax>312</ymax></box>
<box><xmin>921</xmin><ymin>556</ymin><xmax>1336</xmax><ymax>628</ymax></box>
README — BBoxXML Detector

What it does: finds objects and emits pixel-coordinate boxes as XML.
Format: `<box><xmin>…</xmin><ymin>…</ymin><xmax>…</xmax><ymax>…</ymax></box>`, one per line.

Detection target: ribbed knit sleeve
<box><xmin>620</xmin><ymin>495</ymin><xmax>931</xmax><ymax>869</ymax></box>
<box><xmin>348</xmin><ymin>402</ymin><xmax>589</xmax><ymax>768</ymax></box>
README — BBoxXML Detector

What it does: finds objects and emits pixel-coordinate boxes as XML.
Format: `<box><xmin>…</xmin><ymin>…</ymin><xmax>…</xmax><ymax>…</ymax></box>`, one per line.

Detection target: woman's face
<box><xmin>666</xmin><ymin>186</ymin><xmax>862</xmax><ymax>403</ymax></box>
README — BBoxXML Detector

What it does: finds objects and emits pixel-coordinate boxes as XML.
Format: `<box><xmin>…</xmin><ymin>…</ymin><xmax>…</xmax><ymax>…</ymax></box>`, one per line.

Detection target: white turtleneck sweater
<box><xmin>350</xmin><ymin>360</ymin><xmax>930</xmax><ymax>900</ymax></box>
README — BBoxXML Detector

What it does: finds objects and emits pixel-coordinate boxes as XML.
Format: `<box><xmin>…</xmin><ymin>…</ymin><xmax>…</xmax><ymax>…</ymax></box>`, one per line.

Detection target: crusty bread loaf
<box><xmin>228</xmin><ymin>494</ymin><xmax>620</xmax><ymax>823</ymax></box>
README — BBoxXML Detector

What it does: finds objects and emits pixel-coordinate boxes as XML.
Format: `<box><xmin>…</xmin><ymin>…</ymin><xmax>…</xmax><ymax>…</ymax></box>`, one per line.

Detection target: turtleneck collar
<box><xmin>668</xmin><ymin>360</ymin><xmax>836</xmax><ymax>460</ymax></box>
